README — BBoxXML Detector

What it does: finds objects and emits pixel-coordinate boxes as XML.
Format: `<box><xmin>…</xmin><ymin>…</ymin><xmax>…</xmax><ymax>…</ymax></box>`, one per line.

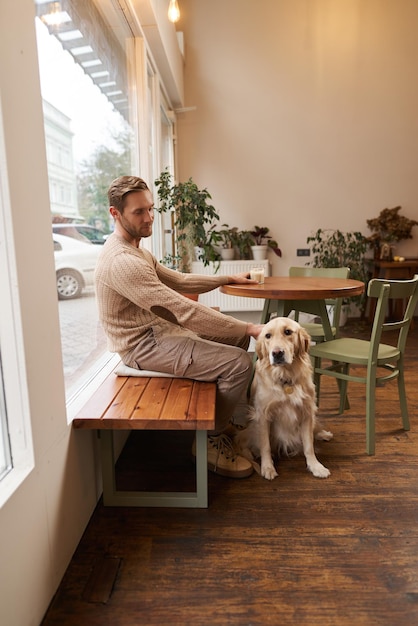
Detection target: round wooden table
<box><xmin>220</xmin><ymin>276</ymin><xmax>365</xmax><ymax>338</ymax></box>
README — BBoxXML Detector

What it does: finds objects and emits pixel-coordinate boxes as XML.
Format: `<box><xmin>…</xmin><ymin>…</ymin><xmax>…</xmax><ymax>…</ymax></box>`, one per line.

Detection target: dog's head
<box><xmin>255</xmin><ymin>317</ymin><xmax>311</xmax><ymax>366</ymax></box>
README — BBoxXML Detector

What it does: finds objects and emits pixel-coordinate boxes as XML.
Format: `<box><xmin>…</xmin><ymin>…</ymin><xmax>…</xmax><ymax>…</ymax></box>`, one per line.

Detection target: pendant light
<box><xmin>168</xmin><ymin>0</ymin><xmax>180</xmax><ymax>23</ymax></box>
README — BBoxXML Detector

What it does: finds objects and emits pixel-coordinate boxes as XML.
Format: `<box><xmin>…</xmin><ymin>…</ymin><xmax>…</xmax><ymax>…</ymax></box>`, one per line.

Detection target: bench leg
<box><xmin>99</xmin><ymin>430</ymin><xmax>209</xmax><ymax>508</ymax></box>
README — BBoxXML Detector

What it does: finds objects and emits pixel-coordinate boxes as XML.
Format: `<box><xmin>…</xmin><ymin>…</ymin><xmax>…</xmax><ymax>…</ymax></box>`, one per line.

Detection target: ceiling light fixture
<box><xmin>168</xmin><ymin>0</ymin><xmax>180</xmax><ymax>23</ymax></box>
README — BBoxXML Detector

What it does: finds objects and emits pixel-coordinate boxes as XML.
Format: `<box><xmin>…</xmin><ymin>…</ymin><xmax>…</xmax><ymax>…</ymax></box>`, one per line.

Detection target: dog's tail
<box><xmin>239</xmin><ymin>448</ymin><xmax>262</xmax><ymax>475</ymax></box>
<box><xmin>229</xmin><ymin>422</ymin><xmax>262</xmax><ymax>475</ymax></box>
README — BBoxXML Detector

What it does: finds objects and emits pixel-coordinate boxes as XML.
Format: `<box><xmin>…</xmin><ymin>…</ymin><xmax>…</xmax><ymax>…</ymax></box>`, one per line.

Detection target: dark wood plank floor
<box><xmin>42</xmin><ymin>319</ymin><xmax>418</xmax><ymax>626</ymax></box>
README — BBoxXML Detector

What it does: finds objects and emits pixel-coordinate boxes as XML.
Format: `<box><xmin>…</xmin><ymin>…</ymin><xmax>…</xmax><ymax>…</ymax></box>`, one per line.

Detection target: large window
<box><xmin>34</xmin><ymin>0</ymin><xmax>176</xmax><ymax>404</ymax></box>
<box><xmin>34</xmin><ymin>0</ymin><xmax>138</xmax><ymax>400</ymax></box>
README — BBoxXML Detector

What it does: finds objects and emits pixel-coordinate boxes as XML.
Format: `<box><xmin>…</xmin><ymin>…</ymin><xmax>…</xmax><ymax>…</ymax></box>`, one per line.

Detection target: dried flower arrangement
<box><xmin>366</xmin><ymin>206</ymin><xmax>418</xmax><ymax>244</ymax></box>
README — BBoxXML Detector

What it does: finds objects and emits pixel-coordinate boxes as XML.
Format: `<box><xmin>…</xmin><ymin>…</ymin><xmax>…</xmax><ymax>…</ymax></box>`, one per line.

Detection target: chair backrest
<box><xmin>289</xmin><ymin>266</ymin><xmax>351</xmax><ymax>280</ymax></box>
<box><xmin>289</xmin><ymin>266</ymin><xmax>351</xmax><ymax>329</ymax></box>
<box><xmin>368</xmin><ymin>274</ymin><xmax>418</xmax><ymax>356</ymax></box>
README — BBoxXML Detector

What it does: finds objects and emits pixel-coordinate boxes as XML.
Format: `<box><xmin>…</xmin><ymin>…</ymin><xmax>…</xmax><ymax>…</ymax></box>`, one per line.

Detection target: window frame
<box><xmin>0</xmin><ymin>97</ymin><xmax>34</xmax><ymax>507</ymax></box>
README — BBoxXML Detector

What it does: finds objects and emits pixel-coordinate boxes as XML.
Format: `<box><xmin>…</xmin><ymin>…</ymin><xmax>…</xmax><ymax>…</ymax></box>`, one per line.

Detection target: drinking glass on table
<box><xmin>250</xmin><ymin>266</ymin><xmax>265</xmax><ymax>284</ymax></box>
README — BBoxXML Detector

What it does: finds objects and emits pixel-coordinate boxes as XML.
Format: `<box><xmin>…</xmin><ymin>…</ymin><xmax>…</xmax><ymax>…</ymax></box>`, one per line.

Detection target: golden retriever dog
<box><xmin>237</xmin><ymin>317</ymin><xmax>332</xmax><ymax>480</ymax></box>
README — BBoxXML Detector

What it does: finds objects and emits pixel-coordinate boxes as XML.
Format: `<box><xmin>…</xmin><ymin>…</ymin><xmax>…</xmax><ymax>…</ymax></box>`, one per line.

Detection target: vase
<box><xmin>220</xmin><ymin>248</ymin><xmax>235</xmax><ymax>260</ymax></box>
<box><xmin>380</xmin><ymin>242</ymin><xmax>394</xmax><ymax>261</ymax></box>
<box><xmin>251</xmin><ymin>245</ymin><xmax>268</xmax><ymax>260</ymax></box>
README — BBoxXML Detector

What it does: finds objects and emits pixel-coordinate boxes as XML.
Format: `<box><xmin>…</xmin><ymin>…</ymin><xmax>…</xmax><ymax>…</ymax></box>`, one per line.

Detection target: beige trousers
<box><xmin>123</xmin><ymin>327</ymin><xmax>253</xmax><ymax>431</ymax></box>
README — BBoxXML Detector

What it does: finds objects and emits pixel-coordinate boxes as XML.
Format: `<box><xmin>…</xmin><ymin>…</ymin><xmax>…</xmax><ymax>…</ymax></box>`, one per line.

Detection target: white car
<box><xmin>53</xmin><ymin>233</ymin><xmax>103</xmax><ymax>300</ymax></box>
<box><xmin>52</xmin><ymin>223</ymin><xmax>110</xmax><ymax>244</ymax></box>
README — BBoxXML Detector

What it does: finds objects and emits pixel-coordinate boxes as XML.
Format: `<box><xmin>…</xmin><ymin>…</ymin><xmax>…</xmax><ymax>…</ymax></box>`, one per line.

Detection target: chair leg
<box><xmin>365</xmin><ymin>368</ymin><xmax>377</xmax><ymax>455</ymax></box>
<box><xmin>313</xmin><ymin>357</ymin><xmax>321</xmax><ymax>405</ymax></box>
<box><xmin>335</xmin><ymin>362</ymin><xmax>350</xmax><ymax>411</ymax></box>
<box><xmin>338</xmin><ymin>366</ymin><xmax>349</xmax><ymax>414</ymax></box>
<box><xmin>397</xmin><ymin>363</ymin><xmax>410</xmax><ymax>431</ymax></box>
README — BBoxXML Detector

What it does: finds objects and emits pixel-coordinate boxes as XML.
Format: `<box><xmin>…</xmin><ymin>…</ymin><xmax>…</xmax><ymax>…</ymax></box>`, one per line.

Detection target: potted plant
<box><xmin>234</xmin><ymin>229</ymin><xmax>254</xmax><ymax>260</ymax></box>
<box><xmin>159</xmin><ymin>253</ymin><xmax>182</xmax><ymax>270</ymax></box>
<box><xmin>250</xmin><ymin>226</ymin><xmax>282</xmax><ymax>260</ymax></box>
<box><xmin>155</xmin><ymin>169</ymin><xmax>220</xmax><ymax>272</ymax></box>
<box><xmin>306</xmin><ymin>228</ymin><xmax>369</xmax><ymax>314</ymax></box>
<box><xmin>207</xmin><ymin>224</ymin><xmax>242</xmax><ymax>260</ymax></box>
<box><xmin>366</xmin><ymin>206</ymin><xmax>418</xmax><ymax>260</ymax></box>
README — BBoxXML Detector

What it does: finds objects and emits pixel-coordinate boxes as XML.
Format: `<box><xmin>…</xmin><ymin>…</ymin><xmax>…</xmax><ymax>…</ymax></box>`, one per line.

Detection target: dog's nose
<box><xmin>272</xmin><ymin>349</ymin><xmax>285</xmax><ymax>364</ymax></box>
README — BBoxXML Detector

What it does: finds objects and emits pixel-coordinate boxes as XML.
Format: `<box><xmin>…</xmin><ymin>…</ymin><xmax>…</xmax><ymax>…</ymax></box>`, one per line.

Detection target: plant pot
<box><xmin>339</xmin><ymin>304</ymin><xmax>349</xmax><ymax>327</ymax></box>
<box><xmin>194</xmin><ymin>246</ymin><xmax>204</xmax><ymax>261</ymax></box>
<box><xmin>220</xmin><ymin>248</ymin><xmax>235</xmax><ymax>260</ymax></box>
<box><xmin>251</xmin><ymin>245</ymin><xmax>268</xmax><ymax>260</ymax></box>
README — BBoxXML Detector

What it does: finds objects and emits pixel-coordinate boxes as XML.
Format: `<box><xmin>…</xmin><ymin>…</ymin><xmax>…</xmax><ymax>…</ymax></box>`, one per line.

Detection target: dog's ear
<box><xmin>296</xmin><ymin>326</ymin><xmax>311</xmax><ymax>356</ymax></box>
<box><xmin>255</xmin><ymin>334</ymin><xmax>265</xmax><ymax>361</ymax></box>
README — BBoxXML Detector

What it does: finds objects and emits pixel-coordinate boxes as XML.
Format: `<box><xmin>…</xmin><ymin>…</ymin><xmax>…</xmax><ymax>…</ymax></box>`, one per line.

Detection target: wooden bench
<box><xmin>73</xmin><ymin>366</ymin><xmax>216</xmax><ymax>508</ymax></box>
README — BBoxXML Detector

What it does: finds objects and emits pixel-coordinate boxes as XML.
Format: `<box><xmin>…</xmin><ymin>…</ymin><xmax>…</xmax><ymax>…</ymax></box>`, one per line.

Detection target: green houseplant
<box><xmin>207</xmin><ymin>224</ymin><xmax>237</xmax><ymax>259</ymax></box>
<box><xmin>306</xmin><ymin>228</ymin><xmax>369</xmax><ymax>313</ymax></box>
<box><xmin>155</xmin><ymin>169</ymin><xmax>220</xmax><ymax>272</ymax></box>
<box><xmin>250</xmin><ymin>226</ymin><xmax>282</xmax><ymax>260</ymax></box>
<box><xmin>207</xmin><ymin>224</ymin><xmax>253</xmax><ymax>261</ymax></box>
<box><xmin>234</xmin><ymin>229</ymin><xmax>254</xmax><ymax>260</ymax></box>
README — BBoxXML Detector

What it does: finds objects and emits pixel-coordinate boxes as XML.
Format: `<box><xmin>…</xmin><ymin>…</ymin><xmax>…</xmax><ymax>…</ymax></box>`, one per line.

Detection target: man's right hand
<box><xmin>246</xmin><ymin>323</ymin><xmax>264</xmax><ymax>339</ymax></box>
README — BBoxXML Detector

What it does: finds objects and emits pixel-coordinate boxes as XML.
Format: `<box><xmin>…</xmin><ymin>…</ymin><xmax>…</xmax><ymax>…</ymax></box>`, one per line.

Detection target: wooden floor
<box><xmin>42</xmin><ymin>319</ymin><xmax>418</xmax><ymax>626</ymax></box>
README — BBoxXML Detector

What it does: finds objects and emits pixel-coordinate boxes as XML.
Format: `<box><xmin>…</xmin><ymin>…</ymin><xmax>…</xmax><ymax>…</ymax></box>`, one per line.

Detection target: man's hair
<box><xmin>108</xmin><ymin>176</ymin><xmax>149</xmax><ymax>212</ymax></box>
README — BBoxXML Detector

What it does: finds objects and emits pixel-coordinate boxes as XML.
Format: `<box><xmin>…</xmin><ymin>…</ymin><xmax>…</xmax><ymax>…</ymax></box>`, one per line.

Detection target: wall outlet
<box><xmin>297</xmin><ymin>248</ymin><xmax>310</xmax><ymax>257</ymax></box>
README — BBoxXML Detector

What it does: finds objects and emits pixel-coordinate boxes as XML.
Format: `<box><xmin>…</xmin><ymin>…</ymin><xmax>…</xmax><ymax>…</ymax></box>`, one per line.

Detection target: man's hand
<box><xmin>246</xmin><ymin>323</ymin><xmax>264</xmax><ymax>339</ymax></box>
<box><xmin>228</xmin><ymin>272</ymin><xmax>257</xmax><ymax>284</ymax></box>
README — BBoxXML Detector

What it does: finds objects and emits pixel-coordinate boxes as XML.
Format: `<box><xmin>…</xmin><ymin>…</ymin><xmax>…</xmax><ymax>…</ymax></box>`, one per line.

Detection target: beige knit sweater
<box><xmin>95</xmin><ymin>234</ymin><xmax>248</xmax><ymax>357</ymax></box>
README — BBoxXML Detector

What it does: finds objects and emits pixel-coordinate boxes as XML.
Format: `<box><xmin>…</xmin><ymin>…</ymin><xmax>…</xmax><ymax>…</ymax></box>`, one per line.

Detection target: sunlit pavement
<box><xmin>58</xmin><ymin>288</ymin><xmax>107</xmax><ymax>389</ymax></box>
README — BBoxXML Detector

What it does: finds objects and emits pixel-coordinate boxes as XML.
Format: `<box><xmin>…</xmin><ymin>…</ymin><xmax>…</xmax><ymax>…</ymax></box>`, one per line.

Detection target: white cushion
<box><xmin>115</xmin><ymin>364</ymin><xmax>183</xmax><ymax>378</ymax></box>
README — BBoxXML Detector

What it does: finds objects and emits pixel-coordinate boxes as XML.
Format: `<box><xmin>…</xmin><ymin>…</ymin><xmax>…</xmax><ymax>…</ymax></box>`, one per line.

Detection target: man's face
<box><xmin>111</xmin><ymin>189</ymin><xmax>155</xmax><ymax>242</ymax></box>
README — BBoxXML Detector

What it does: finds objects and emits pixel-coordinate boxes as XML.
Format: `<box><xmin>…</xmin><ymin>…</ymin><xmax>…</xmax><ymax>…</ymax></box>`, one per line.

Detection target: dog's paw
<box><xmin>261</xmin><ymin>464</ymin><xmax>278</xmax><ymax>480</ymax></box>
<box><xmin>315</xmin><ymin>429</ymin><xmax>333</xmax><ymax>441</ymax></box>
<box><xmin>309</xmin><ymin>462</ymin><xmax>331</xmax><ymax>478</ymax></box>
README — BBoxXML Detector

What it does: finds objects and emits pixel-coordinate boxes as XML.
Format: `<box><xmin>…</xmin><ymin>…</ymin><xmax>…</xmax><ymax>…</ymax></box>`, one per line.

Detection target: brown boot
<box><xmin>192</xmin><ymin>433</ymin><xmax>253</xmax><ymax>478</ymax></box>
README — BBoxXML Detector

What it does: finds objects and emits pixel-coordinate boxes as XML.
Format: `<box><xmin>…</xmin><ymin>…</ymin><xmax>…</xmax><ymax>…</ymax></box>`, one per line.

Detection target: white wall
<box><xmin>177</xmin><ymin>0</ymin><xmax>418</xmax><ymax>276</ymax></box>
<box><xmin>0</xmin><ymin>2</ymin><xmax>100</xmax><ymax>625</ymax></box>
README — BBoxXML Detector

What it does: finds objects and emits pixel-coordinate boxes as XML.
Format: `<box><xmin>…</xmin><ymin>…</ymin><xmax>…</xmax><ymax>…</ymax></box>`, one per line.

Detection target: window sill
<box><xmin>65</xmin><ymin>352</ymin><xmax>121</xmax><ymax>424</ymax></box>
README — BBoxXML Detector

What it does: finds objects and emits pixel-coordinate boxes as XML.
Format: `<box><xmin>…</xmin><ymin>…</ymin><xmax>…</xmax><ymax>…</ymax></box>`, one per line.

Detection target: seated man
<box><xmin>95</xmin><ymin>175</ymin><xmax>264</xmax><ymax>478</ymax></box>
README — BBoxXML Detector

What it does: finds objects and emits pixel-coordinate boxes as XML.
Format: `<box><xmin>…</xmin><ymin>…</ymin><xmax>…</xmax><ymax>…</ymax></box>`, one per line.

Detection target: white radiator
<box><xmin>191</xmin><ymin>260</ymin><xmax>270</xmax><ymax>312</ymax></box>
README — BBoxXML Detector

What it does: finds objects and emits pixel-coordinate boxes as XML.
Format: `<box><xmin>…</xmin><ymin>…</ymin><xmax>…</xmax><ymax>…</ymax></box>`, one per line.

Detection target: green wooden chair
<box><xmin>310</xmin><ymin>275</ymin><xmax>418</xmax><ymax>455</ymax></box>
<box><xmin>285</xmin><ymin>266</ymin><xmax>351</xmax><ymax>342</ymax></box>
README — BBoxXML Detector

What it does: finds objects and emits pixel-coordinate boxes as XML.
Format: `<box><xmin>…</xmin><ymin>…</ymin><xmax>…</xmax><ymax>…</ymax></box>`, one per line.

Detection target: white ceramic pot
<box><xmin>220</xmin><ymin>248</ymin><xmax>235</xmax><ymax>260</ymax></box>
<box><xmin>251</xmin><ymin>245</ymin><xmax>268</xmax><ymax>260</ymax></box>
<box><xmin>194</xmin><ymin>246</ymin><xmax>204</xmax><ymax>261</ymax></box>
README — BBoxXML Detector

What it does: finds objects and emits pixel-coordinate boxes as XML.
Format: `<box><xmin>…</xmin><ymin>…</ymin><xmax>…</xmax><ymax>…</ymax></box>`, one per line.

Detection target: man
<box><xmin>95</xmin><ymin>175</ymin><xmax>264</xmax><ymax>478</ymax></box>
